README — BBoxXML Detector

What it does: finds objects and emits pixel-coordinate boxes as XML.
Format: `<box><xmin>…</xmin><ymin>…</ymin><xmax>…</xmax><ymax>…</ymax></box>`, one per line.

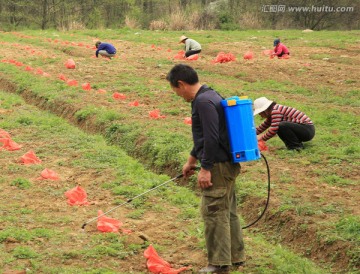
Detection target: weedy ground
<box><xmin>0</xmin><ymin>28</ymin><xmax>359</xmax><ymax>273</ymax></box>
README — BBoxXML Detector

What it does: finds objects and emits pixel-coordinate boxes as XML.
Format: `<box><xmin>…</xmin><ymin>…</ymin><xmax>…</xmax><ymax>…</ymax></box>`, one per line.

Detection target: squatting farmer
<box><xmin>166</xmin><ymin>64</ymin><xmax>245</xmax><ymax>273</ymax></box>
<box><xmin>254</xmin><ymin>97</ymin><xmax>315</xmax><ymax>151</ymax></box>
<box><xmin>272</xmin><ymin>38</ymin><xmax>290</xmax><ymax>58</ymax></box>
<box><xmin>95</xmin><ymin>41</ymin><xmax>116</xmax><ymax>59</ymax></box>
<box><xmin>179</xmin><ymin>35</ymin><xmax>202</xmax><ymax>58</ymax></box>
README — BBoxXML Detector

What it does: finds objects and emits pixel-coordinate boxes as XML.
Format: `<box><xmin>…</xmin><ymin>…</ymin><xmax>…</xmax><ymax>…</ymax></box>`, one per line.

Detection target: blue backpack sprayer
<box><xmin>221</xmin><ymin>96</ymin><xmax>271</xmax><ymax>229</ymax></box>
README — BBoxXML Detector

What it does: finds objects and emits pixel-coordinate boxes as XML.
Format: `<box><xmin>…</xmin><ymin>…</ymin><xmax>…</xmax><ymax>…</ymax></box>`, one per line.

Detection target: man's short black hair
<box><xmin>166</xmin><ymin>64</ymin><xmax>199</xmax><ymax>88</ymax></box>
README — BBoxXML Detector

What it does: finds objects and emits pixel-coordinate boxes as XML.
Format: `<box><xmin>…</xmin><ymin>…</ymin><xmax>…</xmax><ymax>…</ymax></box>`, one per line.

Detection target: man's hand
<box><xmin>182</xmin><ymin>157</ymin><xmax>197</xmax><ymax>178</ymax></box>
<box><xmin>197</xmin><ymin>168</ymin><xmax>212</xmax><ymax>189</ymax></box>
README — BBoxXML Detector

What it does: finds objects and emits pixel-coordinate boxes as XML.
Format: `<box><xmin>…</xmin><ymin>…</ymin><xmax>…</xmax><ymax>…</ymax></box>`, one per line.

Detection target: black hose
<box><xmin>243</xmin><ymin>152</ymin><xmax>271</xmax><ymax>229</ymax></box>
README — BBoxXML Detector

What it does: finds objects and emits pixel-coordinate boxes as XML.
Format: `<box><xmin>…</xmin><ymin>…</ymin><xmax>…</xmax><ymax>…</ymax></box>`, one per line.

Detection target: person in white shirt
<box><xmin>179</xmin><ymin>35</ymin><xmax>202</xmax><ymax>57</ymax></box>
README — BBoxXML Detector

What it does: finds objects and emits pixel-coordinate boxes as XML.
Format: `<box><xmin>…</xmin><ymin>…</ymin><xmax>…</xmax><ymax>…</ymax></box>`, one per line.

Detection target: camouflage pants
<box><xmin>201</xmin><ymin>161</ymin><xmax>245</xmax><ymax>266</ymax></box>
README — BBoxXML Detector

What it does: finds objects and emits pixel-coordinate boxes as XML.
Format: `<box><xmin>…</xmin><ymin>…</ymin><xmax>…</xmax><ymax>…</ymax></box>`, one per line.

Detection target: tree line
<box><xmin>0</xmin><ymin>0</ymin><xmax>358</xmax><ymax>31</ymax></box>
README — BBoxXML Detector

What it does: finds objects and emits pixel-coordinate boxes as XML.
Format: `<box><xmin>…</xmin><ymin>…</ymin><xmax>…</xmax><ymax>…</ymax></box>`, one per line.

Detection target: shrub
<box><xmin>149</xmin><ymin>20</ymin><xmax>168</xmax><ymax>30</ymax></box>
<box><xmin>125</xmin><ymin>16</ymin><xmax>140</xmax><ymax>29</ymax></box>
<box><xmin>239</xmin><ymin>12</ymin><xmax>262</xmax><ymax>29</ymax></box>
<box><xmin>190</xmin><ymin>10</ymin><xmax>217</xmax><ymax>30</ymax></box>
<box><xmin>168</xmin><ymin>11</ymin><xmax>188</xmax><ymax>30</ymax></box>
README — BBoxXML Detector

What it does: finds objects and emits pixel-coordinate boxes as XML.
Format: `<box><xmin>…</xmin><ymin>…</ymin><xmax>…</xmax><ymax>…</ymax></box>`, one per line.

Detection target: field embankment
<box><xmin>0</xmin><ymin>29</ymin><xmax>359</xmax><ymax>273</ymax></box>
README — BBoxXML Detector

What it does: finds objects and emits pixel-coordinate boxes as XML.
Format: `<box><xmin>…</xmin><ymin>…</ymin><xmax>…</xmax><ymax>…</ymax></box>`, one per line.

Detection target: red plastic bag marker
<box><xmin>243</xmin><ymin>51</ymin><xmax>254</xmax><ymax>60</ymax></box>
<box><xmin>112</xmin><ymin>92</ymin><xmax>126</xmax><ymax>100</ymax></box>
<box><xmin>144</xmin><ymin>245</ymin><xmax>191</xmax><ymax>274</ymax></box>
<box><xmin>212</xmin><ymin>52</ymin><xmax>236</xmax><ymax>63</ymax></box>
<box><xmin>58</xmin><ymin>74</ymin><xmax>67</xmax><ymax>81</ymax></box>
<box><xmin>66</xmin><ymin>79</ymin><xmax>78</xmax><ymax>86</ymax></box>
<box><xmin>258</xmin><ymin>140</ymin><xmax>268</xmax><ymax>151</ymax></box>
<box><xmin>38</xmin><ymin>168</ymin><xmax>60</xmax><ymax>181</ymax></box>
<box><xmin>97</xmin><ymin>210</ymin><xmax>122</xmax><ymax>232</ymax></box>
<box><xmin>186</xmin><ymin>54</ymin><xmax>199</xmax><ymax>61</ymax></box>
<box><xmin>36</xmin><ymin>68</ymin><xmax>44</xmax><ymax>75</ymax></box>
<box><xmin>65</xmin><ymin>186</ymin><xmax>89</xmax><ymax>206</ymax></box>
<box><xmin>20</xmin><ymin>150</ymin><xmax>42</xmax><ymax>164</ymax></box>
<box><xmin>149</xmin><ymin>109</ymin><xmax>166</xmax><ymax>119</ymax></box>
<box><xmin>0</xmin><ymin>138</ymin><xmax>22</xmax><ymax>151</ymax></box>
<box><xmin>129</xmin><ymin>100</ymin><xmax>140</xmax><ymax>107</ymax></box>
<box><xmin>183</xmin><ymin>117</ymin><xmax>192</xmax><ymax>125</ymax></box>
<box><xmin>82</xmin><ymin>83</ymin><xmax>91</xmax><ymax>91</ymax></box>
<box><xmin>65</xmin><ymin>59</ymin><xmax>76</xmax><ymax>69</ymax></box>
<box><xmin>174</xmin><ymin>50</ymin><xmax>186</xmax><ymax>60</ymax></box>
<box><xmin>0</xmin><ymin>129</ymin><xmax>11</xmax><ymax>138</ymax></box>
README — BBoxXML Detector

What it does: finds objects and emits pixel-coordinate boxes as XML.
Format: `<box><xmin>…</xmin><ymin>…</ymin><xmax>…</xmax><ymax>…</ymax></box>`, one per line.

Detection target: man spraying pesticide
<box><xmin>166</xmin><ymin>64</ymin><xmax>270</xmax><ymax>273</ymax></box>
<box><xmin>81</xmin><ymin>64</ymin><xmax>270</xmax><ymax>274</ymax></box>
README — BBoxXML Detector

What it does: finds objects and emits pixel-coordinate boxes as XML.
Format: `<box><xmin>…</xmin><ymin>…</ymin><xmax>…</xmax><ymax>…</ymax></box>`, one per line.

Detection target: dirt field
<box><xmin>0</xmin><ymin>30</ymin><xmax>359</xmax><ymax>273</ymax></box>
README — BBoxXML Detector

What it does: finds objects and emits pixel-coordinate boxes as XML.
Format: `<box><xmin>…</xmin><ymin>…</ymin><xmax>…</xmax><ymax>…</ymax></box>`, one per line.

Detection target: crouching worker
<box><xmin>179</xmin><ymin>35</ymin><xmax>202</xmax><ymax>58</ymax></box>
<box><xmin>166</xmin><ymin>64</ymin><xmax>245</xmax><ymax>273</ymax></box>
<box><xmin>254</xmin><ymin>97</ymin><xmax>315</xmax><ymax>151</ymax></box>
<box><xmin>95</xmin><ymin>41</ymin><xmax>116</xmax><ymax>59</ymax></box>
<box><xmin>272</xmin><ymin>38</ymin><xmax>289</xmax><ymax>58</ymax></box>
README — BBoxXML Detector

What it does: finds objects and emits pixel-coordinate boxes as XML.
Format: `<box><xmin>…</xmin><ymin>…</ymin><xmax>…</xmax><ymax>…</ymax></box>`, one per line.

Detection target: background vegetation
<box><xmin>0</xmin><ymin>0</ymin><xmax>359</xmax><ymax>31</ymax></box>
<box><xmin>0</xmin><ymin>27</ymin><xmax>359</xmax><ymax>272</ymax></box>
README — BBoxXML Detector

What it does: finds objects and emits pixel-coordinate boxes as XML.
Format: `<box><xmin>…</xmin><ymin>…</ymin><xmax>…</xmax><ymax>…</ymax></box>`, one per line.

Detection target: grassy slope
<box><xmin>0</xmin><ymin>28</ymin><xmax>359</xmax><ymax>272</ymax></box>
<box><xmin>0</xmin><ymin>91</ymin><xmax>325</xmax><ymax>273</ymax></box>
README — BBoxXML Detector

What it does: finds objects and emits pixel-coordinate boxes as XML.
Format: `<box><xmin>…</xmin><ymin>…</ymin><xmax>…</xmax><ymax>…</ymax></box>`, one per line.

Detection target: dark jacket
<box><xmin>190</xmin><ymin>85</ymin><xmax>231</xmax><ymax>169</ymax></box>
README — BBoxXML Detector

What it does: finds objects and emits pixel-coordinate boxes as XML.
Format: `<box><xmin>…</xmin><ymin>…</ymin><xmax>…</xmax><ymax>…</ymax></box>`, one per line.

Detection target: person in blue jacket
<box><xmin>95</xmin><ymin>41</ymin><xmax>116</xmax><ymax>59</ymax></box>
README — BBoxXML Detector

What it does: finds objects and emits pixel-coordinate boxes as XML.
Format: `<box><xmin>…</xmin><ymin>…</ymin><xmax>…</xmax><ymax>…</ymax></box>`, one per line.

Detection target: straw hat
<box><xmin>253</xmin><ymin>97</ymin><xmax>273</xmax><ymax>116</ymax></box>
<box><xmin>179</xmin><ymin>35</ymin><xmax>188</xmax><ymax>43</ymax></box>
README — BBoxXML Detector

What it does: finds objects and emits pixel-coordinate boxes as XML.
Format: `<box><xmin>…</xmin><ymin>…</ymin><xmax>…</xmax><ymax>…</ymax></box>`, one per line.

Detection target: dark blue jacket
<box><xmin>190</xmin><ymin>85</ymin><xmax>231</xmax><ymax>170</ymax></box>
<box><xmin>95</xmin><ymin>43</ymin><xmax>116</xmax><ymax>57</ymax></box>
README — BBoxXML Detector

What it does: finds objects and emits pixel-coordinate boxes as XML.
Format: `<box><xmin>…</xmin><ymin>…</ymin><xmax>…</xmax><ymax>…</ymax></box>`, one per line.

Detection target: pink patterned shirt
<box><xmin>256</xmin><ymin>104</ymin><xmax>313</xmax><ymax>141</ymax></box>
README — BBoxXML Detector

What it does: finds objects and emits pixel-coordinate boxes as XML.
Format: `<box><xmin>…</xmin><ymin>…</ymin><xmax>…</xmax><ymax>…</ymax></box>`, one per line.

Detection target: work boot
<box><xmin>198</xmin><ymin>264</ymin><xmax>230</xmax><ymax>273</ymax></box>
<box><xmin>232</xmin><ymin>261</ymin><xmax>245</xmax><ymax>271</ymax></box>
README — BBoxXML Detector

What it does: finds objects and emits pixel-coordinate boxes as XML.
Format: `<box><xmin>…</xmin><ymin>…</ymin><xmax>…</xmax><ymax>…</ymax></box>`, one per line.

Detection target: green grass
<box><xmin>0</xmin><ymin>90</ymin><xmax>329</xmax><ymax>273</ymax></box>
<box><xmin>1</xmin><ymin>28</ymin><xmax>359</xmax><ymax>273</ymax></box>
<box><xmin>0</xmin><ymin>227</ymin><xmax>55</xmax><ymax>243</ymax></box>
<box><xmin>12</xmin><ymin>246</ymin><xmax>40</xmax><ymax>259</ymax></box>
<box><xmin>10</xmin><ymin>178</ymin><xmax>32</xmax><ymax>189</ymax></box>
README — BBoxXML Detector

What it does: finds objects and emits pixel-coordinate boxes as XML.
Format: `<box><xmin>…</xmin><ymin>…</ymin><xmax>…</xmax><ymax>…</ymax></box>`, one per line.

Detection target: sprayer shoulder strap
<box><xmin>200</xmin><ymin>87</ymin><xmax>232</xmax><ymax>161</ymax></box>
<box><xmin>198</xmin><ymin>86</ymin><xmax>225</xmax><ymax>100</ymax></box>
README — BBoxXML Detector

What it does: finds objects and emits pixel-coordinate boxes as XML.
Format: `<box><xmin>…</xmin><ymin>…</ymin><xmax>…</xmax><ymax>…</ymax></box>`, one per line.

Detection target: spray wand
<box><xmin>81</xmin><ymin>167</ymin><xmax>199</xmax><ymax>230</ymax></box>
